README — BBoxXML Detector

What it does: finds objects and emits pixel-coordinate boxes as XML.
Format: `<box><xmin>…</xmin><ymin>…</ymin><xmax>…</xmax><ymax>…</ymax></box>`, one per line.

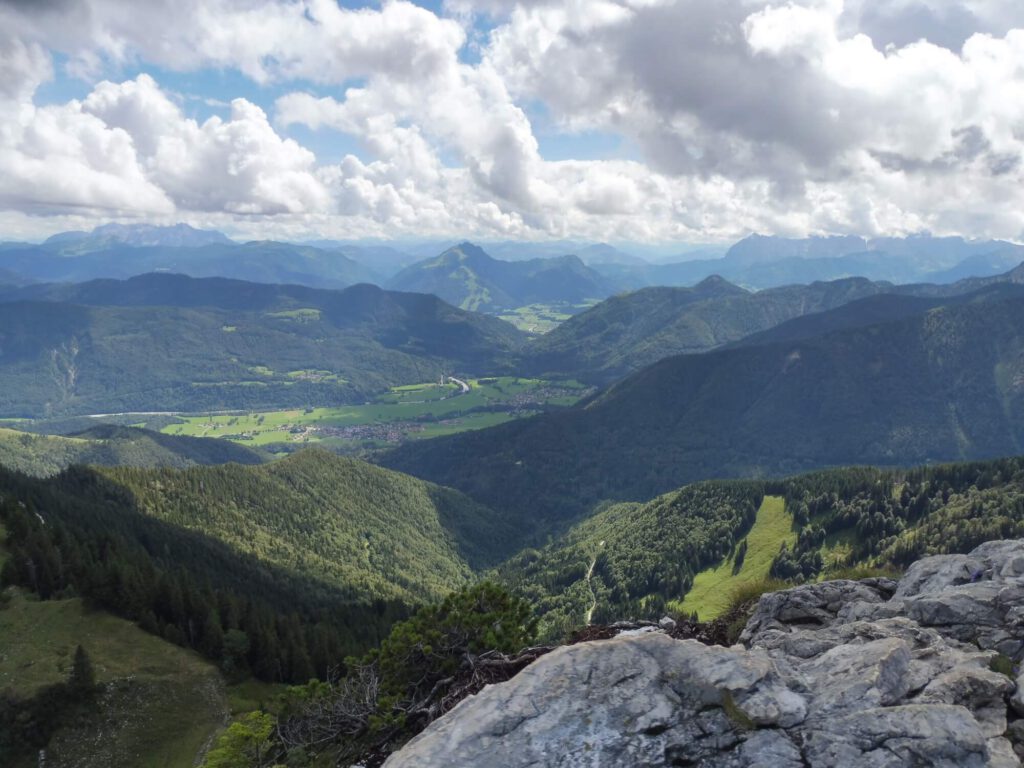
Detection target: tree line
<box><xmin>0</xmin><ymin>465</ymin><xmax>413</xmax><ymax>685</ymax></box>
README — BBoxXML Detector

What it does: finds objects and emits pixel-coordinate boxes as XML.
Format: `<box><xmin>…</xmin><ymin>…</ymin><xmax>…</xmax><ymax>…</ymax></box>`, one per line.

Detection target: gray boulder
<box><xmin>385</xmin><ymin>540</ymin><xmax>1024</xmax><ymax>768</ymax></box>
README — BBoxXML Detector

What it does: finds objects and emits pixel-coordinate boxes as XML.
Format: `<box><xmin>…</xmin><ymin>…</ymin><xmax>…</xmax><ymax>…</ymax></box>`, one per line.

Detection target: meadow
<box><xmin>1</xmin><ymin>590</ymin><xmax>228</xmax><ymax>768</ymax></box>
<box><xmin>496</xmin><ymin>300</ymin><xmax>599</xmax><ymax>334</ymax></box>
<box><xmin>674</xmin><ymin>496</ymin><xmax>795</xmax><ymax>620</ymax></box>
<box><xmin>161</xmin><ymin>376</ymin><xmax>588</xmax><ymax>450</ymax></box>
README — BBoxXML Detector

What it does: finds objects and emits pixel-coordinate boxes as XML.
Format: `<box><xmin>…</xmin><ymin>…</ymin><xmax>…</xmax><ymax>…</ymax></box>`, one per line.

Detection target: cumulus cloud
<box><xmin>83</xmin><ymin>75</ymin><xmax>330</xmax><ymax>214</ymax></box>
<box><xmin>0</xmin><ymin>0</ymin><xmax>466</xmax><ymax>84</ymax></box>
<box><xmin>483</xmin><ymin>0</ymin><xmax>1024</xmax><ymax>238</ymax></box>
<box><xmin>2</xmin><ymin>0</ymin><xmax>1024</xmax><ymax>241</ymax></box>
<box><xmin>0</xmin><ymin>70</ymin><xmax>329</xmax><ymax>217</ymax></box>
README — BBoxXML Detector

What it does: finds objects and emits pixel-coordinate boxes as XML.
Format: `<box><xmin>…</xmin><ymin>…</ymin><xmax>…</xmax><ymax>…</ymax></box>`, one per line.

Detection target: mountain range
<box><xmin>590</xmin><ymin>233</ymin><xmax>1024</xmax><ymax>291</ymax></box>
<box><xmin>387</xmin><ymin>242</ymin><xmax>614</xmax><ymax>311</ymax></box>
<box><xmin>520</xmin><ymin>263</ymin><xmax>1024</xmax><ymax>383</ymax></box>
<box><xmin>0</xmin><ymin>273</ymin><xmax>522</xmax><ymax>417</ymax></box>
<box><xmin>44</xmin><ymin>222</ymin><xmax>233</xmax><ymax>251</ymax></box>
<box><xmin>5</xmin><ymin>258</ymin><xmax>1024</xmax><ymax>422</ymax></box>
<box><xmin>5</xmin><ymin>227</ymin><xmax>1024</xmax><ymax>319</ymax></box>
<box><xmin>383</xmin><ymin>282</ymin><xmax>1024</xmax><ymax>524</ymax></box>
<box><xmin>0</xmin><ymin>239</ymin><xmax>377</xmax><ymax>288</ymax></box>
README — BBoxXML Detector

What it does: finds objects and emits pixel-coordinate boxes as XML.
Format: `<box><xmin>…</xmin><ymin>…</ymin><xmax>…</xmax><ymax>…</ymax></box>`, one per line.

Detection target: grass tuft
<box><xmin>720</xmin><ymin>690</ymin><xmax>755</xmax><ymax>731</ymax></box>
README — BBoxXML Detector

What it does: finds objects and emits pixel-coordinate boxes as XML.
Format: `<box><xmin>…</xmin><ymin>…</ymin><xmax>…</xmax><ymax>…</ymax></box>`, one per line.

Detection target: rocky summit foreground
<box><xmin>385</xmin><ymin>540</ymin><xmax>1024</xmax><ymax>767</ymax></box>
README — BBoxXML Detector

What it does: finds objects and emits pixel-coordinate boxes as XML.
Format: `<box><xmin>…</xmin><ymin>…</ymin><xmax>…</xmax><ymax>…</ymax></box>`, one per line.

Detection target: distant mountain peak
<box><xmin>693</xmin><ymin>274</ymin><xmax>744</xmax><ymax>293</ymax></box>
<box><xmin>726</xmin><ymin>233</ymin><xmax>869</xmax><ymax>265</ymax></box>
<box><xmin>389</xmin><ymin>242</ymin><xmax>612</xmax><ymax>312</ymax></box>
<box><xmin>450</xmin><ymin>241</ymin><xmax>490</xmax><ymax>257</ymax></box>
<box><xmin>45</xmin><ymin>222</ymin><xmax>233</xmax><ymax>250</ymax></box>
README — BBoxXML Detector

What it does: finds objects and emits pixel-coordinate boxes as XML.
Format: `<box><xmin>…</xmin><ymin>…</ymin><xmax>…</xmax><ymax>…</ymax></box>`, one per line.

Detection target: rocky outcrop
<box><xmin>385</xmin><ymin>540</ymin><xmax>1024</xmax><ymax>767</ymax></box>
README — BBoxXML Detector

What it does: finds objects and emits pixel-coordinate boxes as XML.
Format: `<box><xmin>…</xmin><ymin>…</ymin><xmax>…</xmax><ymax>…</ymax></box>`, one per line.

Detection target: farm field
<box><xmin>674</xmin><ymin>495</ymin><xmax>795</xmax><ymax>621</ymax></box>
<box><xmin>161</xmin><ymin>376</ymin><xmax>589</xmax><ymax>451</ymax></box>
<box><xmin>497</xmin><ymin>300</ymin><xmax>600</xmax><ymax>334</ymax></box>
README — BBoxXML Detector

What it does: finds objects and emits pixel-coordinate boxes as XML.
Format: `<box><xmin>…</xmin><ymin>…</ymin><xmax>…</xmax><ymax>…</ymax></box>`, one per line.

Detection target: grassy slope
<box><xmin>676</xmin><ymin>496</ymin><xmax>794</xmax><ymax>620</ymax></box>
<box><xmin>495</xmin><ymin>481</ymin><xmax>764</xmax><ymax>638</ymax></box>
<box><xmin>0</xmin><ymin>592</ymin><xmax>227</xmax><ymax>768</ymax></box>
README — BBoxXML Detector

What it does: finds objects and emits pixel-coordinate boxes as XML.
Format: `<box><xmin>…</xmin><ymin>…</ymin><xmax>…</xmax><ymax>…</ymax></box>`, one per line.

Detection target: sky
<box><xmin>2</xmin><ymin>0</ymin><xmax>1024</xmax><ymax>244</ymax></box>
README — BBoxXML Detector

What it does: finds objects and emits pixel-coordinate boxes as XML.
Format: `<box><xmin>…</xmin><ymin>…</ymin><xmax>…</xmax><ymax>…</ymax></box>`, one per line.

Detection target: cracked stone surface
<box><xmin>385</xmin><ymin>540</ymin><xmax>1024</xmax><ymax>767</ymax></box>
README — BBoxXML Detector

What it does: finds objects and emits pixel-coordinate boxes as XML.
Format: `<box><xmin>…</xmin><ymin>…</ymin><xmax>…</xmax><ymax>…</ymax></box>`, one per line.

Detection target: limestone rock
<box><xmin>385</xmin><ymin>540</ymin><xmax>1024</xmax><ymax>768</ymax></box>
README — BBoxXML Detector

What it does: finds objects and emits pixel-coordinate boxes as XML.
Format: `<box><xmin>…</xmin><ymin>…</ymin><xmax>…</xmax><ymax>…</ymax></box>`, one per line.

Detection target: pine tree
<box><xmin>69</xmin><ymin>644</ymin><xmax>96</xmax><ymax>697</ymax></box>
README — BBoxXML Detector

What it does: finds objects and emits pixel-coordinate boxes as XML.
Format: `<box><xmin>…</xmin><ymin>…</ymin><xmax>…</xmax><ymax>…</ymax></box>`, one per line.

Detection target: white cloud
<box><xmin>0</xmin><ymin>36</ymin><xmax>52</xmax><ymax>103</ymax></box>
<box><xmin>0</xmin><ymin>70</ymin><xmax>330</xmax><ymax>217</ymax></box>
<box><xmin>482</xmin><ymin>0</ymin><xmax>1024</xmax><ymax>239</ymax></box>
<box><xmin>2</xmin><ymin>0</ymin><xmax>1024</xmax><ymax>242</ymax></box>
<box><xmin>83</xmin><ymin>75</ymin><xmax>330</xmax><ymax>214</ymax></box>
<box><xmin>0</xmin><ymin>0</ymin><xmax>466</xmax><ymax>85</ymax></box>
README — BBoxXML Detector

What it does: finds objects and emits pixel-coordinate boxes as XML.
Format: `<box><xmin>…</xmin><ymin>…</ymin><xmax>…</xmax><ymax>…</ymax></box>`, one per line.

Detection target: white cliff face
<box><xmin>385</xmin><ymin>540</ymin><xmax>1024</xmax><ymax>768</ymax></box>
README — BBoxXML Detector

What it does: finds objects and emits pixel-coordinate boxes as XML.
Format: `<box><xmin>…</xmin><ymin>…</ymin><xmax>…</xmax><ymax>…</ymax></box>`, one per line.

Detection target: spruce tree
<box><xmin>69</xmin><ymin>644</ymin><xmax>96</xmax><ymax>697</ymax></box>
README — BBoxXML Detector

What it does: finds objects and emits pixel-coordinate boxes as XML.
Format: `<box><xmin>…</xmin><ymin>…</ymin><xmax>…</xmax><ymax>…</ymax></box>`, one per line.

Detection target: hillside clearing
<box><xmin>675</xmin><ymin>495</ymin><xmax>794</xmax><ymax>620</ymax></box>
<box><xmin>0</xmin><ymin>592</ymin><xmax>228</xmax><ymax>767</ymax></box>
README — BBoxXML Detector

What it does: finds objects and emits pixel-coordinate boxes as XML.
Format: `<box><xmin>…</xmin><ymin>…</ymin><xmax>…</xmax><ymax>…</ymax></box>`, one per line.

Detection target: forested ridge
<box><xmin>0</xmin><ymin>450</ymin><xmax>516</xmax><ymax>685</ymax></box>
<box><xmin>384</xmin><ymin>285</ymin><xmax>1024</xmax><ymax>525</ymax></box>
<box><xmin>0</xmin><ymin>274</ymin><xmax>523</xmax><ymax>417</ymax></box>
<box><xmin>518</xmin><ymin>262</ymin><xmax>1024</xmax><ymax>384</ymax></box>
<box><xmin>499</xmin><ymin>456</ymin><xmax>1024</xmax><ymax>637</ymax></box>
<box><xmin>0</xmin><ymin>424</ymin><xmax>267</xmax><ymax>477</ymax></box>
<box><xmin>98</xmin><ymin>449</ymin><xmax>520</xmax><ymax>600</ymax></box>
<box><xmin>519</xmin><ymin>275</ymin><xmax>877</xmax><ymax>382</ymax></box>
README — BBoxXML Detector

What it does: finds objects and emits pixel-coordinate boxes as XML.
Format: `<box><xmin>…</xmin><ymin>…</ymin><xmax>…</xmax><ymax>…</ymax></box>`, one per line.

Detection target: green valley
<box><xmin>161</xmin><ymin>376</ymin><xmax>589</xmax><ymax>451</ymax></box>
<box><xmin>0</xmin><ymin>274</ymin><xmax>524</xmax><ymax>418</ymax></box>
<box><xmin>496</xmin><ymin>300</ymin><xmax>600</xmax><ymax>334</ymax></box>
<box><xmin>384</xmin><ymin>284</ymin><xmax>1024</xmax><ymax>525</ymax></box>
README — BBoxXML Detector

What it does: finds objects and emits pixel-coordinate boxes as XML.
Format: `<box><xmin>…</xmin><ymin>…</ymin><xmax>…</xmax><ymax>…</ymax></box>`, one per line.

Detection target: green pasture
<box><xmin>497</xmin><ymin>300</ymin><xmax>600</xmax><ymax>334</ymax></box>
<box><xmin>675</xmin><ymin>496</ymin><xmax>795</xmax><ymax>620</ymax></box>
<box><xmin>162</xmin><ymin>377</ymin><xmax>587</xmax><ymax>449</ymax></box>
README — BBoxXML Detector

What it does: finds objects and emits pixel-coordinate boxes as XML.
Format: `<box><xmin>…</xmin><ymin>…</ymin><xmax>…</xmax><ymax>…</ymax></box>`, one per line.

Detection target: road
<box><xmin>583</xmin><ymin>555</ymin><xmax>598</xmax><ymax>625</ymax></box>
<box><xmin>448</xmin><ymin>376</ymin><xmax>470</xmax><ymax>394</ymax></box>
<box><xmin>85</xmin><ymin>411</ymin><xmax>183</xmax><ymax>418</ymax></box>
<box><xmin>583</xmin><ymin>541</ymin><xmax>605</xmax><ymax>625</ymax></box>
